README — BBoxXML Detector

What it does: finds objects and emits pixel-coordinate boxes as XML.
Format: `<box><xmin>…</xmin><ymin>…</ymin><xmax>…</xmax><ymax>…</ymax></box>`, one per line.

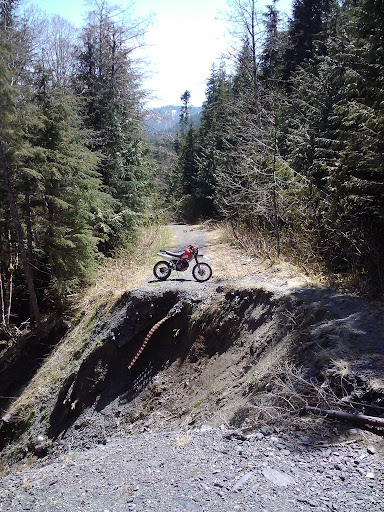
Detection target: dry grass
<box><xmin>217</xmin><ymin>221</ymin><xmax>326</xmax><ymax>284</ymax></box>
<box><xmin>174</xmin><ymin>430</ymin><xmax>192</xmax><ymax>448</ymax></box>
<box><xmin>218</xmin><ymin>220</ymin><xmax>374</xmax><ymax>296</ymax></box>
<box><xmin>205</xmin><ymin>222</ymin><xmax>313</xmax><ymax>290</ymax></box>
<box><xmin>72</xmin><ymin>224</ymin><xmax>175</xmax><ymax>318</ymax></box>
<box><xmin>4</xmin><ymin>224</ymin><xmax>174</xmax><ymax>425</ymax></box>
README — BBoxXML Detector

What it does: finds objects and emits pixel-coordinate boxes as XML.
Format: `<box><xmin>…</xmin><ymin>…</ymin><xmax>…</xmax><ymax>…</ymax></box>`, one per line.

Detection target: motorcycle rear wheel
<box><xmin>154</xmin><ymin>261</ymin><xmax>171</xmax><ymax>280</ymax></box>
<box><xmin>192</xmin><ymin>262</ymin><xmax>212</xmax><ymax>282</ymax></box>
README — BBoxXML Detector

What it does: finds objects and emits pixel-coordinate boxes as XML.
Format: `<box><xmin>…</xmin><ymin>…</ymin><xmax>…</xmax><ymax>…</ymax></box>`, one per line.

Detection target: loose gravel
<box><xmin>1</xmin><ymin>426</ymin><xmax>382</xmax><ymax>512</ymax></box>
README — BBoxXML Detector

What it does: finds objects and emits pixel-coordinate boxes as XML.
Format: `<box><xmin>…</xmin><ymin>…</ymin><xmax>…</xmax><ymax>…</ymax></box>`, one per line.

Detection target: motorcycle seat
<box><xmin>159</xmin><ymin>250</ymin><xmax>184</xmax><ymax>258</ymax></box>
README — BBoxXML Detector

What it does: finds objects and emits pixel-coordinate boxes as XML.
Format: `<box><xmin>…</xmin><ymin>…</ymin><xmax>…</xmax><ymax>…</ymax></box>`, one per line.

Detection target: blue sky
<box><xmin>26</xmin><ymin>0</ymin><xmax>292</xmax><ymax>107</ymax></box>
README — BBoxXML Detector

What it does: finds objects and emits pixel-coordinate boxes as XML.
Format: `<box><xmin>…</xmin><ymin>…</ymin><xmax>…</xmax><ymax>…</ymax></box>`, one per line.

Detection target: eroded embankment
<box><xmin>1</xmin><ymin>285</ymin><xmax>384</xmax><ymax>463</ymax></box>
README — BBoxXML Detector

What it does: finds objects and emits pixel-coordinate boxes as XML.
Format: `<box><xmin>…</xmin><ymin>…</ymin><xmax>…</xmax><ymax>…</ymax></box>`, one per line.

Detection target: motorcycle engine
<box><xmin>175</xmin><ymin>259</ymin><xmax>189</xmax><ymax>271</ymax></box>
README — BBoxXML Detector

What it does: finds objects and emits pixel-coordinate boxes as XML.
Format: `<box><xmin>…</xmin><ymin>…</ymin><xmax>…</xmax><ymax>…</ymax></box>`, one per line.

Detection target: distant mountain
<box><xmin>144</xmin><ymin>105</ymin><xmax>202</xmax><ymax>136</ymax></box>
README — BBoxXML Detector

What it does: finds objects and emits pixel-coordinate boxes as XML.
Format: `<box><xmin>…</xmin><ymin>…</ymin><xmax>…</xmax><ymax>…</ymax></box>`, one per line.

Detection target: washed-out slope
<box><xmin>0</xmin><ymin>224</ymin><xmax>383</xmax><ymax>512</ymax></box>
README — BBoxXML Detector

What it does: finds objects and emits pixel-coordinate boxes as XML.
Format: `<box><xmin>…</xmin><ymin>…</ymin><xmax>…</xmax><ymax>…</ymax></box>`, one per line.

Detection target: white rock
<box><xmin>262</xmin><ymin>466</ymin><xmax>296</xmax><ymax>487</ymax></box>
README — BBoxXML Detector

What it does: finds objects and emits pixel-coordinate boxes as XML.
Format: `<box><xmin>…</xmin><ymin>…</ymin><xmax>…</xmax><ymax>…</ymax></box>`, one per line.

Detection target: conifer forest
<box><xmin>1</xmin><ymin>0</ymin><xmax>383</xmax><ymax>332</ymax></box>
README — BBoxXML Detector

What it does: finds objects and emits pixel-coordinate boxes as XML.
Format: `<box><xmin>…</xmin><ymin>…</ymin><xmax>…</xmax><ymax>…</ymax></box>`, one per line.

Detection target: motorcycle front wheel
<box><xmin>192</xmin><ymin>262</ymin><xmax>212</xmax><ymax>282</ymax></box>
<box><xmin>154</xmin><ymin>261</ymin><xmax>171</xmax><ymax>281</ymax></box>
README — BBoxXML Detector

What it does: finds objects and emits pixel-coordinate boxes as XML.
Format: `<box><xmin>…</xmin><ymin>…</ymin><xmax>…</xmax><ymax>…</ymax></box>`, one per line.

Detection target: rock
<box><xmin>224</xmin><ymin>430</ymin><xmax>248</xmax><ymax>441</ymax></box>
<box><xmin>366</xmin><ymin>472</ymin><xmax>375</xmax><ymax>479</ymax></box>
<box><xmin>259</xmin><ymin>426</ymin><xmax>274</xmax><ymax>436</ymax></box>
<box><xmin>262</xmin><ymin>467</ymin><xmax>295</xmax><ymax>487</ymax></box>
<box><xmin>367</xmin><ymin>446</ymin><xmax>376</xmax><ymax>455</ymax></box>
<box><xmin>175</xmin><ymin>498</ymin><xmax>201</xmax><ymax>510</ymax></box>
<box><xmin>298</xmin><ymin>435</ymin><xmax>311</xmax><ymax>444</ymax></box>
<box><xmin>232</xmin><ymin>472</ymin><xmax>254</xmax><ymax>492</ymax></box>
<box><xmin>30</xmin><ymin>435</ymin><xmax>52</xmax><ymax>457</ymax></box>
<box><xmin>297</xmin><ymin>498</ymin><xmax>317</xmax><ymax>507</ymax></box>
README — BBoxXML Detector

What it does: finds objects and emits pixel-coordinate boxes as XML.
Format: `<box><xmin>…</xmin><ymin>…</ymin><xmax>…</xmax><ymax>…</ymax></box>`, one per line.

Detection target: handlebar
<box><xmin>189</xmin><ymin>245</ymin><xmax>199</xmax><ymax>255</ymax></box>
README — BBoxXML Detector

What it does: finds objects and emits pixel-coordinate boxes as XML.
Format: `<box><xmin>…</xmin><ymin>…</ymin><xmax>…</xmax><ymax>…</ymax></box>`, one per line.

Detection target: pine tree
<box><xmin>283</xmin><ymin>0</ymin><xmax>332</xmax><ymax>84</ymax></box>
<box><xmin>179</xmin><ymin>90</ymin><xmax>191</xmax><ymax>136</ymax></box>
<box><xmin>24</xmin><ymin>70</ymin><xmax>103</xmax><ymax>306</ymax></box>
<box><xmin>0</xmin><ymin>0</ymin><xmax>42</xmax><ymax>329</ymax></box>
<box><xmin>75</xmin><ymin>0</ymin><xmax>150</xmax><ymax>251</ymax></box>
<box><xmin>260</xmin><ymin>0</ymin><xmax>280</xmax><ymax>81</ymax></box>
<box><xmin>329</xmin><ymin>0</ymin><xmax>384</xmax><ymax>280</ymax></box>
<box><xmin>194</xmin><ymin>64</ymin><xmax>233</xmax><ymax>217</ymax></box>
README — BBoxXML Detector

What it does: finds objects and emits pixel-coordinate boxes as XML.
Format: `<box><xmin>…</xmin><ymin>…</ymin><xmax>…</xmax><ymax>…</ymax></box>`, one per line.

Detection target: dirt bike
<box><xmin>153</xmin><ymin>244</ymin><xmax>212</xmax><ymax>282</ymax></box>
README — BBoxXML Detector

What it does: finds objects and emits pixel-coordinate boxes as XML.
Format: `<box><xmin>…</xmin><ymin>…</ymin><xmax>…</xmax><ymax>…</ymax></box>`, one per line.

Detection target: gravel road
<box><xmin>168</xmin><ymin>225</ymin><xmax>208</xmax><ymax>254</ymax></box>
<box><xmin>1</xmin><ymin>426</ymin><xmax>382</xmax><ymax>512</ymax></box>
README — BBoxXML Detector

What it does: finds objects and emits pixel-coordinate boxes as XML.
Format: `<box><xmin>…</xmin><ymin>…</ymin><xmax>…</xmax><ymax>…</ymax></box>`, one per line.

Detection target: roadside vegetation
<box><xmin>0</xmin><ymin>0</ymin><xmax>154</xmax><ymax>337</ymax></box>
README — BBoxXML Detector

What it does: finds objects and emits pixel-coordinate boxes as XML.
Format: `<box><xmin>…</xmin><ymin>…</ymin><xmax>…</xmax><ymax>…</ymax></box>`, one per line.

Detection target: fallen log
<box><xmin>303</xmin><ymin>406</ymin><xmax>384</xmax><ymax>428</ymax></box>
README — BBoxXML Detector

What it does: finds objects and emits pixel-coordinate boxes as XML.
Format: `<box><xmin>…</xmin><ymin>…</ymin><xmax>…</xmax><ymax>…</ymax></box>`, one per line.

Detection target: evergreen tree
<box><xmin>24</xmin><ymin>70</ymin><xmax>103</xmax><ymax>306</ymax></box>
<box><xmin>194</xmin><ymin>64</ymin><xmax>233</xmax><ymax>217</ymax></box>
<box><xmin>179</xmin><ymin>90</ymin><xmax>191</xmax><ymax>135</ymax></box>
<box><xmin>281</xmin><ymin>0</ymin><xmax>384</xmax><ymax>284</ymax></box>
<box><xmin>75</xmin><ymin>0</ymin><xmax>150</xmax><ymax>251</ymax></box>
<box><xmin>329</xmin><ymin>0</ymin><xmax>384</xmax><ymax>278</ymax></box>
<box><xmin>171</xmin><ymin>90</ymin><xmax>199</xmax><ymax>221</ymax></box>
<box><xmin>259</xmin><ymin>0</ymin><xmax>280</xmax><ymax>80</ymax></box>
<box><xmin>283</xmin><ymin>0</ymin><xmax>331</xmax><ymax>84</ymax></box>
<box><xmin>0</xmin><ymin>0</ymin><xmax>42</xmax><ymax>329</ymax></box>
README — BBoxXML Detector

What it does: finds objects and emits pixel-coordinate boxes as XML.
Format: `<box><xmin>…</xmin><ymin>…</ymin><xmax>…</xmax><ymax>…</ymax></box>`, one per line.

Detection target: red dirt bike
<box><xmin>153</xmin><ymin>244</ymin><xmax>212</xmax><ymax>282</ymax></box>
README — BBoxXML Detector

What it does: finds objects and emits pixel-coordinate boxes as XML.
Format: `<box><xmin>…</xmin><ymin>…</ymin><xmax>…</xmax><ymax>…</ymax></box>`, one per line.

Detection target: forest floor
<box><xmin>0</xmin><ymin>223</ymin><xmax>383</xmax><ymax>511</ymax></box>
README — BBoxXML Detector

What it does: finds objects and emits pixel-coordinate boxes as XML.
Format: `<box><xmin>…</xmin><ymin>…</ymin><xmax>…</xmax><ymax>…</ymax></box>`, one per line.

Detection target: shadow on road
<box><xmin>147</xmin><ymin>278</ymin><xmax>195</xmax><ymax>283</ymax></box>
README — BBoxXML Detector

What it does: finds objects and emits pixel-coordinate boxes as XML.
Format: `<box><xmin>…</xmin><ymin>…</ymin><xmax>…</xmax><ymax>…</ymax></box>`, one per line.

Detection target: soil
<box><xmin>0</xmin><ymin>223</ymin><xmax>383</xmax><ymax>511</ymax></box>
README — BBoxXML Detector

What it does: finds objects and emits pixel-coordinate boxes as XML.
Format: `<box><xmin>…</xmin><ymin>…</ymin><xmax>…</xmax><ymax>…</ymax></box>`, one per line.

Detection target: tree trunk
<box><xmin>0</xmin><ymin>268</ymin><xmax>6</xmax><ymax>328</ymax></box>
<box><xmin>272</xmin><ymin>126</ymin><xmax>280</xmax><ymax>258</ymax></box>
<box><xmin>0</xmin><ymin>138</ymin><xmax>42</xmax><ymax>332</ymax></box>
<box><xmin>5</xmin><ymin>240</ymin><xmax>13</xmax><ymax>325</ymax></box>
<box><xmin>25</xmin><ymin>190</ymin><xmax>35</xmax><ymax>321</ymax></box>
<box><xmin>304</xmin><ymin>406</ymin><xmax>384</xmax><ymax>428</ymax></box>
